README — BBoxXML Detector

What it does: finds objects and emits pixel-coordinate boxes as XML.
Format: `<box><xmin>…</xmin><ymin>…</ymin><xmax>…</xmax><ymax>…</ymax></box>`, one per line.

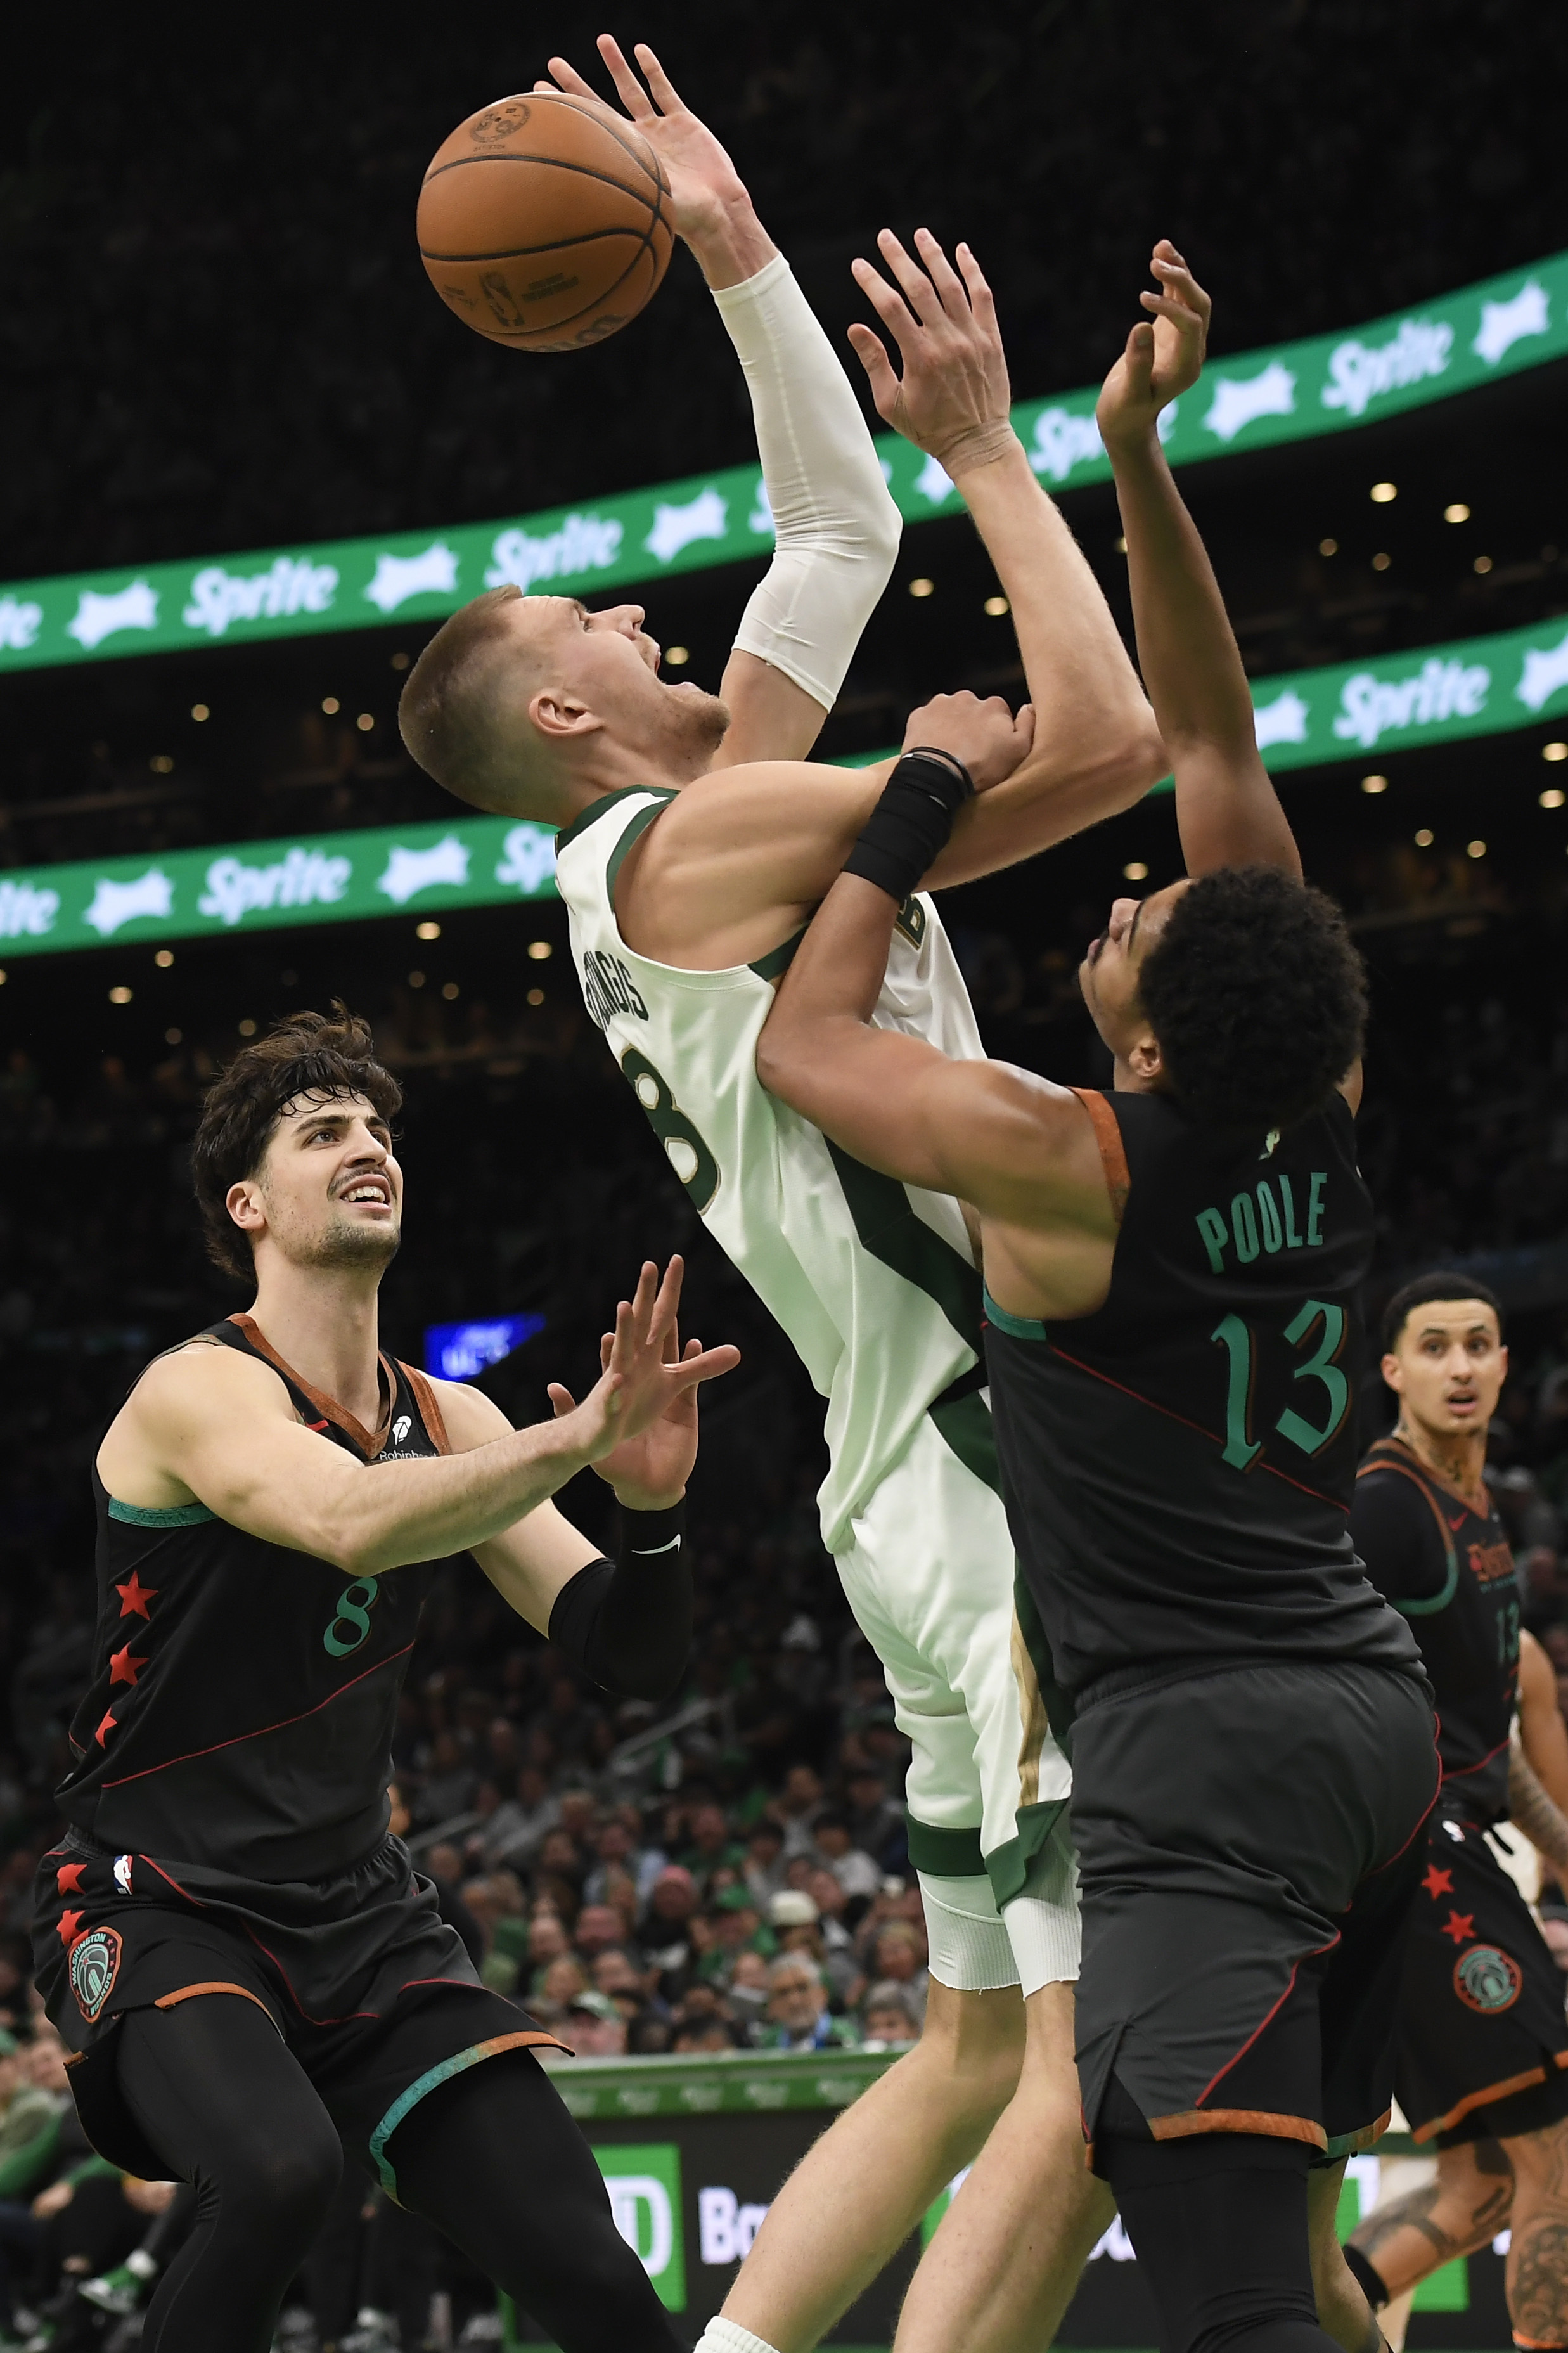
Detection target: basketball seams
<box><xmin>421</xmin><ymin>153</ymin><xmax>667</xmax><ymax>214</ymax></box>
<box><xmin>473</xmin><ymin>234</ymin><xmax>666</xmax><ymax>349</ymax></box>
<box><xmin>421</xmin><ymin>91</ymin><xmax>673</xmax><ymax>352</ymax></box>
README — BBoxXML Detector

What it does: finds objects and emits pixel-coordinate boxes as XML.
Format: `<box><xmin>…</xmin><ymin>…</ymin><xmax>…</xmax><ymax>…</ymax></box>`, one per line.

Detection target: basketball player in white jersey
<box><xmin>400</xmin><ymin>41</ymin><xmax>1163</xmax><ymax>2353</ymax></box>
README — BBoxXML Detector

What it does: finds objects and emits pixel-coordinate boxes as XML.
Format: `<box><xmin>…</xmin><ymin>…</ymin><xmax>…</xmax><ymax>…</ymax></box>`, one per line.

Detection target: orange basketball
<box><xmin>418</xmin><ymin>92</ymin><xmax>674</xmax><ymax>353</ymax></box>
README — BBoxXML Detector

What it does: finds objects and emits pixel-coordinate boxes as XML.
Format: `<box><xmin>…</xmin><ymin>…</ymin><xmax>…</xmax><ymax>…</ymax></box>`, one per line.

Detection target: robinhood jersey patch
<box><xmin>69</xmin><ymin>1926</ymin><xmax>124</xmax><ymax>2023</ymax></box>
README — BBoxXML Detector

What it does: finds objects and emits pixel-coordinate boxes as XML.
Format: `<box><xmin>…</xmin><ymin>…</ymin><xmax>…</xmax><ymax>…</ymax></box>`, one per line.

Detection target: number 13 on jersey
<box><xmin>1211</xmin><ymin>1301</ymin><xmax>1351</xmax><ymax>1472</ymax></box>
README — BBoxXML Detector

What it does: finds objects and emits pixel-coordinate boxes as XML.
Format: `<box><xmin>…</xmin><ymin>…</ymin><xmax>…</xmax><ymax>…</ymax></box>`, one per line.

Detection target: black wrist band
<box><xmin>844</xmin><ymin>749</ymin><xmax>975</xmax><ymax>904</ymax></box>
<box><xmin>619</xmin><ymin>1500</ymin><xmax>685</xmax><ymax>1557</ymax></box>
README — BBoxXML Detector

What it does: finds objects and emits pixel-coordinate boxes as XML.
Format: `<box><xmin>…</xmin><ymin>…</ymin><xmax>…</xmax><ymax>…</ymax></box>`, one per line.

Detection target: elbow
<box><xmin>1122</xmin><ymin>717</ymin><xmax>1171</xmax><ymax>806</ymax></box>
<box><xmin>754</xmin><ymin>1023</ymin><xmax>802</xmax><ymax>1107</ymax></box>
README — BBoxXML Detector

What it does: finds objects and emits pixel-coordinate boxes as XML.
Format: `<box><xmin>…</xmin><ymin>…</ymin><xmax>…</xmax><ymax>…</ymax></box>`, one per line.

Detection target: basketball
<box><xmin>418</xmin><ymin>91</ymin><xmax>674</xmax><ymax>352</ymax></box>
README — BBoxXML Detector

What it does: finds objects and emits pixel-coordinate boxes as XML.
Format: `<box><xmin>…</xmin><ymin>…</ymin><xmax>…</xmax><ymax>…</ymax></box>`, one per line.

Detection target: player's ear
<box><xmin>1380</xmin><ymin>1350</ymin><xmax>1404</xmax><ymax>1394</ymax></box>
<box><xmin>226</xmin><ymin>1180</ymin><xmax>266</xmax><ymax>1239</ymax></box>
<box><xmin>529</xmin><ymin>686</ymin><xmax>601</xmax><ymax>742</ymax></box>
<box><xmin>1125</xmin><ymin>1026</ymin><xmax>1164</xmax><ymax>1086</ymax></box>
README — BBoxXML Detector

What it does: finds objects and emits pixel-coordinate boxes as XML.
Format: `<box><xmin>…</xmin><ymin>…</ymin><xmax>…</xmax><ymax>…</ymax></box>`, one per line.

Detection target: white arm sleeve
<box><xmin>711</xmin><ymin>255</ymin><xmax>902</xmax><ymax>711</ymax></box>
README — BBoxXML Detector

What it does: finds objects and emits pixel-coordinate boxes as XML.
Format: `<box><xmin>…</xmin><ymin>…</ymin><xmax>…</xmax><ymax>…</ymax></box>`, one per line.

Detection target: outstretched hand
<box><xmin>536</xmin><ymin>36</ymin><xmax>748</xmax><ymax>248</ymax></box>
<box><xmin>1095</xmin><ymin>240</ymin><xmax>1211</xmax><ymax>458</ymax></box>
<box><xmin>548</xmin><ymin>1257</ymin><xmax>738</xmax><ymax>1505</ymax></box>
<box><xmin>848</xmin><ymin>228</ymin><xmax>1015</xmax><ymax>482</ymax></box>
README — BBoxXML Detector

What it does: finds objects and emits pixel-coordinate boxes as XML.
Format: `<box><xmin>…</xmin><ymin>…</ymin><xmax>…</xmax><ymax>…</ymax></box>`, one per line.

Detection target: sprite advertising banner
<box><xmin>1</xmin><ymin>610</ymin><xmax>1565</xmax><ymax>960</ymax></box>
<box><xmin>0</xmin><ymin>250</ymin><xmax>1564</xmax><ymax>678</ymax></box>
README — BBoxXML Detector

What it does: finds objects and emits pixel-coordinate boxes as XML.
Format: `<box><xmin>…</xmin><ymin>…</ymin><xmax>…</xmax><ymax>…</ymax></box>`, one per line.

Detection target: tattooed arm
<box><xmin>1509</xmin><ymin>1741</ymin><xmax>1568</xmax><ymax>1878</ymax></box>
<box><xmin>1351</xmin><ymin>2143</ymin><xmax>1514</xmax><ymax>2298</ymax></box>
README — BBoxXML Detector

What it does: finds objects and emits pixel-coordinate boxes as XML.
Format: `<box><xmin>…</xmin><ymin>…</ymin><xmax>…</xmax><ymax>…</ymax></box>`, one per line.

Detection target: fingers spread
<box><xmin>634</xmin><ymin>42</ymin><xmax>686</xmax><ymax>114</ymax></box>
<box><xmin>913</xmin><ymin>226</ymin><xmax>968</xmax><ymax>316</ymax></box>
<box><xmin>594</xmin><ymin>34</ymin><xmax>653</xmax><ymax>116</ymax></box>
<box><xmin>544</xmin><ymin>55</ymin><xmax>597</xmax><ymax>100</ymax></box>
<box><xmin>876</xmin><ymin>229</ymin><xmax>941</xmax><ymax>326</ymax></box>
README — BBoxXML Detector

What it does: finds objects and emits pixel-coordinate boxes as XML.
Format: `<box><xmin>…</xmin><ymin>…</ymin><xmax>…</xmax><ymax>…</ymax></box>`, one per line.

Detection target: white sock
<box><xmin>693</xmin><ymin>2320</ymin><xmax>782</xmax><ymax>2353</ymax></box>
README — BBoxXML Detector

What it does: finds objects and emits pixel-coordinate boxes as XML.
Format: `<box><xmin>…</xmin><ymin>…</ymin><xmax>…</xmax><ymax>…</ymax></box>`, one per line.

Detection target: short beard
<box><xmin>294</xmin><ymin>1215</ymin><xmax>401</xmax><ymax>1273</ymax></box>
<box><xmin>661</xmin><ymin>683</ymin><xmax>730</xmax><ymax>771</ymax></box>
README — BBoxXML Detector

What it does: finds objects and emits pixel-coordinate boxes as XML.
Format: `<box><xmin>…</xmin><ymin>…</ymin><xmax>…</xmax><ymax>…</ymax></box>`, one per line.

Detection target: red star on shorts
<box><xmin>56</xmin><ymin>1908</ymin><xmax>83</xmax><ymax>1945</ymax></box>
<box><xmin>1441</xmin><ymin>1911</ymin><xmax>1475</xmax><ymax>1945</ymax></box>
<box><xmin>55</xmin><ymin>1862</ymin><xmax>86</xmax><ymax>1895</ymax></box>
<box><xmin>113</xmin><ymin>1572</ymin><xmax>157</xmax><ymax>1621</ymax></box>
<box><xmin>94</xmin><ymin>1709</ymin><xmax>117</xmax><ymax>1748</ymax></box>
<box><xmin>108</xmin><ymin>1644</ymin><xmax>147</xmax><ymax>1687</ymax></box>
<box><xmin>1422</xmin><ymin>1865</ymin><xmax>1455</xmax><ymax>1900</ymax></box>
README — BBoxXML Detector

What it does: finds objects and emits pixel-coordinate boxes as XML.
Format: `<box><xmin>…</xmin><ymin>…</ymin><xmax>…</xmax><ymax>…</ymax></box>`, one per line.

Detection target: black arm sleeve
<box><xmin>546</xmin><ymin>1502</ymin><xmax>690</xmax><ymax>1703</ymax></box>
<box><xmin>1351</xmin><ymin>1469</ymin><xmax>1449</xmax><ymax>1608</ymax></box>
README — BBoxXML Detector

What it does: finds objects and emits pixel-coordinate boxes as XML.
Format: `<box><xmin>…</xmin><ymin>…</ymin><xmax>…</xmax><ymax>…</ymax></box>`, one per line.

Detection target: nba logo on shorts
<box><xmin>1453</xmin><ymin>1943</ymin><xmax>1522</xmax><ymax>2013</ymax></box>
<box><xmin>68</xmin><ymin>1926</ymin><xmax>124</xmax><ymax>2024</ymax></box>
<box><xmin>113</xmin><ymin>1853</ymin><xmax>133</xmax><ymax>1895</ymax></box>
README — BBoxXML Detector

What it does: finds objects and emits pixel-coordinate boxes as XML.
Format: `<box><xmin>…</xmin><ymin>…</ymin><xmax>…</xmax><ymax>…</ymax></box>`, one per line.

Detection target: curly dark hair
<box><xmin>191</xmin><ymin>1005</ymin><xmax>401</xmax><ymax>1280</ymax></box>
<box><xmin>1137</xmin><ymin>866</ymin><xmax>1366</xmax><ymax>1136</ymax></box>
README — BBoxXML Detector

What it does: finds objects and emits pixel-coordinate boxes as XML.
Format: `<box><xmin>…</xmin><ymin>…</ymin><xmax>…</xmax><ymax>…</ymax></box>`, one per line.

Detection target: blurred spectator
<box><xmin>726</xmin><ymin>1951</ymin><xmax>771</xmax><ymax>2038</ymax></box>
<box><xmin>560</xmin><ymin>1991</ymin><xmax>628</xmax><ymax>2058</ymax></box>
<box><xmin>743</xmin><ymin>1822</ymin><xmax>788</xmax><ymax>1909</ymax></box>
<box><xmin>755</xmin><ymin>1957</ymin><xmax>858</xmax><ymax>2053</ymax></box>
<box><xmin>813</xmin><ymin>1811</ymin><xmax>882</xmax><ymax>1904</ymax></box>
<box><xmin>844</xmin><ymin>1770</ymin><xmax>908</xmax><ymax>1874</ymax></box>
<box><xmin>863</xmin><ymin>1921</ymin><xmax>929</xmax><ymax>2024</ymax></box>
<box><xmin>858</xmin><ymin>1980</ymin><xmax>923</xmax><ymax>2051</ymax></box>
<box><xmin>768</xmin><ymin>1766</ymin><xmax>825</xmax><ymax>1859</ymax></box>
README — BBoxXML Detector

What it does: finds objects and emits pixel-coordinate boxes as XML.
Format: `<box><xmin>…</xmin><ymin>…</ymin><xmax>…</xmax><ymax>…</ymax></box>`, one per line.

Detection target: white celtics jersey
<box><xmin>556</xmin><ymin>786</ymin><xmax>987</xmax><ymax>1551</ymax></box>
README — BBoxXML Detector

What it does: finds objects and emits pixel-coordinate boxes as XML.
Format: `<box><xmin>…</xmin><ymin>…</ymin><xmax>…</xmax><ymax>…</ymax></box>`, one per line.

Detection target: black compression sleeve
<box><xmin>546</xmin><ymin>1502</ymin><xmax>690</xmax><ymax>1702</ymax></box>
<box><xmin>843</xmin><ymin>748</ymin><xmax>975</xmax><ymax>903</ymax></box>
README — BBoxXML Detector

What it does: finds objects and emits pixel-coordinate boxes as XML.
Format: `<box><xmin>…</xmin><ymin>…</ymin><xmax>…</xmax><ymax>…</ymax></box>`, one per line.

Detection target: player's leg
<box><xmin>378</xmin><ymin>2044</ymin><xmax>683</xmax><ymax>2353</ymax></box>
<box><xmin>1308</xmin><ymin>2160</ymin><xmax>1385</xmax><ymax>2353</ymax></box>
<box><xmin>1347</xmin><ymin>2141</ymin><xmax>1512</xmax><ymax>2309</ymax></box>
<box><xmin>892</xmin><ymin>1975</ymin><xmax>1113</xmax><ymax>2353</ymax></box>
<box><xmin>704</xmin><ymin>1426</ymin><xmax>1041</xmax><ymax>2353</ymax></box>
<box><xmin>1500</xmin><ymin>2115</ymin><xmax>1568</xmax><ymax>2349</ymax></box>
<box><xmin>1102</xmin><ymin>2107</ymin><xmax>1339</xmax><ymax>2353</ymax></box>
<box><xmin>112</xmin><ymin>1993</ymin><xmax>344</xmax><ymax>2353</ymax></box>
<box><xmin>711</xmin><ymin>1975</ymin><xmax>1026</xmax><ymax>2352</ymax></box>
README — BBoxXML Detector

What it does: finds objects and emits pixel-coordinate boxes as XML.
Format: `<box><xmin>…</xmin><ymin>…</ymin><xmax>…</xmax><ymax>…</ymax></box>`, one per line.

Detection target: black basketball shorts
<box><xmin>1394</xmin><ymin>1810</ymin><xmax>1568</xmax><ymax>2146</ymax></box>
<box><xmin>1069</xmin><ymin>1658</ymin><xmax>1439</xmax><ymax>2168</ymax></box>
<box><xmin>32</xmin><ymin>1830</ymin><xmax>563</xmax><ymax>2196</ymax></box>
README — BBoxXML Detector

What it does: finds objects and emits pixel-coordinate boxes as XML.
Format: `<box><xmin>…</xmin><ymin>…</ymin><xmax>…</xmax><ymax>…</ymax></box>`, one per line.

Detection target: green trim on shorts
<box><xmin>927</xmin><ymin>1388</ymin><xmax>1001</xmax><ymax>1495</ymax></box>
<box><xmin>982</xmin><ymin>1287</ymin><xmax>1047</xmax><ymax>1341</ymax></box>
<box><xmin>368</xmin><ymin>2032</ymin><xmax>546</xmax><ymax>2200</ymax></box>
<box><xmin>106</xmin><ymin>1497</ymin><xmax>216</xmax><ymax>1526</ymax></box>
<box><xmin>906</xmin><ymin>1818</ymin><xmax>986</xmax><ymax>1879</ymax></box>
<box><xmin>986</xmin><ymin>1798</ymin><xmax>1069</xmax><ymax>1910</ymax></box>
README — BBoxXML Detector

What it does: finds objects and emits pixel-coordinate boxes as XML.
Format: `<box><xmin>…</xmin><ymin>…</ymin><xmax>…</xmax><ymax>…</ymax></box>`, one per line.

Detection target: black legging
<box><xmin>1100</xmin><ymin>2111</ymin><xmax>1342</xmax><ymax>2353</ymax></box>
<box><xmin>115</xmin><ymin>1993</ymin><xmax>680</xmax><ymax>2353</ymax></box>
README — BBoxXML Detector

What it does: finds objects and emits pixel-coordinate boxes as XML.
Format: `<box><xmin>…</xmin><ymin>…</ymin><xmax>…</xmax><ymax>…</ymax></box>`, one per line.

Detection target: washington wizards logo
<box><xmin>68</xmin><ymin>1926</ymin><xmax>123</xmax><ymax>2024</ymax></box>
<box><xmin>1454</xmin><ymin>1944</ymin><xmax>1522</xmax><ymax>2014</ymax></box>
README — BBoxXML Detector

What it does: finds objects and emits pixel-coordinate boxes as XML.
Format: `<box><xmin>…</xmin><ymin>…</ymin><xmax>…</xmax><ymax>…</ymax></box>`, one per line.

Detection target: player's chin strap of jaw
<box><xmin>546</xmin><ymin>1501</ymin><xmax>690</xmax><ymax>1704</ymax></box>
<box><xmin>712</xmin><ymin>255</ymin><xmax>903</xmax><ymax>711</ymax></box>
<box><xmin>844</xmin><ymin>749</ymin><xmax>975</xmax><ymax>903</ymax></box>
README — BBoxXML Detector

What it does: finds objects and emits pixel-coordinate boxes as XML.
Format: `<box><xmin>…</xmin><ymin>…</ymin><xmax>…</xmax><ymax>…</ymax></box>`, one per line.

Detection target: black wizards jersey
<box><xmin>56</xmin><ymin>1316</ymin><xmax>458</xmax><ymax>1883</ymax></box>
<box><xmin>1352</xmin><ymin>1437</ymin><xmax>1518</xmax><ymax>1824</ymax></box>
<box><xmin>984</xmin><ymin>1087</ymin><xmax>1422</xmax><ymax>1700</ymax></box>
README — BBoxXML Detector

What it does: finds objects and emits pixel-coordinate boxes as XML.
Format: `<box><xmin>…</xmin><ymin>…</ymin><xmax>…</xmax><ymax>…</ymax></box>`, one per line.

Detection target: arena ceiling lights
<box><xmin>1</xmin><ymin>250</ymin><xmax>1565</xmax><ymax>677</ymax></box>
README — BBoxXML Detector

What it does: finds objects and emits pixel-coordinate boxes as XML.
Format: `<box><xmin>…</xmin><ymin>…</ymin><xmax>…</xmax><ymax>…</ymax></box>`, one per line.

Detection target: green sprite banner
<box><xmin>3</xmin><ymin>610</ymin><xmax>1565</xmax><ymax>958</ymax></box>
<box><xmin>1</xmin><ymin>250</ymin><xmax>1564</xmax><ymax>677</ymax></box>
<box><xmin>0</xmin><ymin>815</ymin><xmax>558</xmax><ymax>960</ymax></box>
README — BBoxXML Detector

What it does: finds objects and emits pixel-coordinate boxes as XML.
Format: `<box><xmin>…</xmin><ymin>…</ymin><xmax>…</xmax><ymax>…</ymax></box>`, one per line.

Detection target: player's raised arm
<box><xmin>539</xmin><ymin>37</ymin><xmax>900</xmax><ymax>764</ymax></box>
<box><xmin>113</xmin><ymin>1260</ymin><xmax>737</xmax><ymax>1579</ymax></box>
<box><xmin>1096</xmin><ymin>245</ymin><xmax>1299</xmax><ymax>879</ymax></box>
<box><xmin>847</xmin><ymin>229</ymin><xmax>1166</xmax><ymax>880</ymax></box>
